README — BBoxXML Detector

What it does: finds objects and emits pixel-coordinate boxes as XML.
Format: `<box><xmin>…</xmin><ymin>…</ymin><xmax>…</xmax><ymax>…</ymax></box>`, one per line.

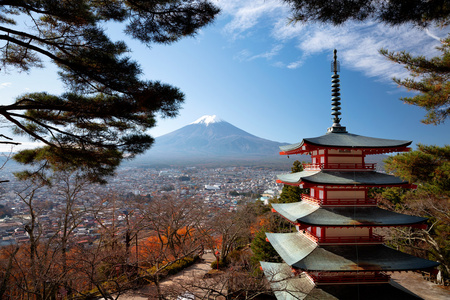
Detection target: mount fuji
<box><xmin>132</xmin><ymin>115</ymin><xmax>291</xmax><ymax>167</ymax></box>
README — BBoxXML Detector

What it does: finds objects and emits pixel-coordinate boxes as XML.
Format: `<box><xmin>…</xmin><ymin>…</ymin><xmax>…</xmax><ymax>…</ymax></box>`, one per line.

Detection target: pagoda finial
<box><xmin>327</xmin><ymin>49</ymin><xmax>347</xmax><ymax>133</ymax></box>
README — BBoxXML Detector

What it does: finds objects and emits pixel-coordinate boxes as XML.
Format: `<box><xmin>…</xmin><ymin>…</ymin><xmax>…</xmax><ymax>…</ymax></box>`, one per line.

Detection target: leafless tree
<box><xmin>209</xmin><ymin>203</ymin><xmax>263</xmax><ymax>264</ymax></box>
<box><xmin>68</xmin><ymin>236</ymin><xmax>131</xmax><ymax>300</ymax></box>
<box><xmin>385</xmin><ymin>191</ymin><xmax>450</xmax><ymax>278</ymax></box>
<box><xmin>50</xmin><ymin>169</ymin><xmax>93</xmax><ymax>285</ymax></box>
<box><xmin>4</xmin><ymin>178</ymin><xmax>67</xmax><ymax>299</ymax></box>
<box><xmin>137</xmin><ymin>195</ymin><xmax>210</xmax><ymax>299</ymax></box>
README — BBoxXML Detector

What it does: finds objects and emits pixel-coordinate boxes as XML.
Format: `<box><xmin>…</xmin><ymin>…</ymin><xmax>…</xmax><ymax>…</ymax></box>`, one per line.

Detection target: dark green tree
<box><xmin>276</xmin><ymin>160</ymin><xmax>308</xmax><ymax>203</ymax></box>
<box><xmin>380</xmin><ymin>39</ymin><xmax>450</xmax><ymax>124</ymax></box>
<box><xmin>250</xmin><ymin>227</ymin><xmax>281</xmax><ymax>266</ymax></box>
<box><xmin>0</xmin><ymin>1</ymin><xmax>219</xmax><ymax>179</ymax></box>
<box><xmin>384</xmin><ymin>144</ymin><xmax>450</xmax><ymax>193</ymax></box>
<box><xmin>283</xmin><ymin>0</ymin><xmax>450</xmax><ymax>27</ymax></box>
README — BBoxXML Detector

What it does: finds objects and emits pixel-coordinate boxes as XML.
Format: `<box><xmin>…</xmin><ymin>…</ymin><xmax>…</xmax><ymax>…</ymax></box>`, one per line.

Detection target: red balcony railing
<box><xmin>309</xmin><ymin>271</ymin><xmax>390</xmax><ymax>284</ymax></box>
<box><xmin>302</xmin><ymin>194</ymin><xmax>377</xmax><ymax>206</ymax></box>
<box><xmin>317</xmin><ymin>234</ymin><xmax>384</xmax><ymax>245</ymax></box>
<box><xmin>303</xmin><ymin>163</ymin><xmax>376</xmax><ymax>170</ymax></box>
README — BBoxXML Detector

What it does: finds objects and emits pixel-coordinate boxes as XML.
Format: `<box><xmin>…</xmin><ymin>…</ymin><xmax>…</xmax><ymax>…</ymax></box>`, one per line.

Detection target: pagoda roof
<box><xmin>280</xmin><ymin>132</ymin><xmax>411</xmax><ymax>155</ymax></box>
<box><xmin>266</xmin><ymin>232</ymin><xmax>439</xmax><ymax>272</ymax></box>
<box><xmin>261</xmin><ymin>262</ymin><xmax>423</xmax><ymax>300</ymax></box>
<box><xmin>271</xmin><ymin>202</ymin><xmax>427</xmax><ymax>226</ymax></box>
<box><xmin>277</xmin><ymin>170</ymin><xmax>410</xmax><ymax>187</ymax></box>
<box><xmin>265</xmin><ymin>232</ymin><xmax>317</xmax><ymax>266</ymax></box>
<box><xmin>259</xmin><ymin>261</ymin><xmax>315</xmax><ymax>300</ymax></box>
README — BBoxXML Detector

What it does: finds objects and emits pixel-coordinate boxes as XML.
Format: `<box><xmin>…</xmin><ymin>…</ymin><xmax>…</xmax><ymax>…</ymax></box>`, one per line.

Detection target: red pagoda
<box><xmin>260</xmin><ymin>50</ymin><xmax>439</xmax><ymax>300</ymax></box>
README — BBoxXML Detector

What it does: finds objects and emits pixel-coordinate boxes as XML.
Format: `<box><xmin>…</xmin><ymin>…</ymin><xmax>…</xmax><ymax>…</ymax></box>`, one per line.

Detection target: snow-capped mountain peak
<box><xmin>191</xmin><ymin>115</ymin><xmax>224</xmax><ymax>126</ymax></box>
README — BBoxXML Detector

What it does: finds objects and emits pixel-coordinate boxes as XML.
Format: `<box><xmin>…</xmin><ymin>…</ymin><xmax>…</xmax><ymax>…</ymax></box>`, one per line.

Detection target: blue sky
<box><xmin>1</xmin><ymin>0</ymin><xmax>449</xmax><ymax>152</ymax></box>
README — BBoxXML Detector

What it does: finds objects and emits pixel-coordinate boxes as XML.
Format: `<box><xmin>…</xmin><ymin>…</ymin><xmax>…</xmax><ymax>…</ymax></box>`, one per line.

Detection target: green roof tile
<box><xmin>277</xmin><ymin>170</ymin><xmax>409</xmax><ymax>186</ymax></box>
<box><xmin>260</xmin><ymin>262</ymin><xmax>316</xmax><ymax>300</ymax></box>
<box><xmin>302</xmin><ymin>246</ymin><xmax>438</xmax><ymax>271</ymax></box>
<box><xmin>267</xmin><ymin>233</ymin><xmax>439</xmax><ymax>271</ymax></box>
<box><xmin>280</xmin><ymin>132</ymin><xmax>412</xmax><ymax>152</ymax></box>
<box><xmin>271</xmin><ymin>201</ymin><xmax>319</xmax><ymax>223</ymax></box>
<box><xmin>272</xmin><ymin>202</ymin><xmax>427</xmax><ymax>226</ymax></box>
<box><xmin>265</xmin><ymin>232</ymin><xmax>317</xmax><ymax>266</ymax></box>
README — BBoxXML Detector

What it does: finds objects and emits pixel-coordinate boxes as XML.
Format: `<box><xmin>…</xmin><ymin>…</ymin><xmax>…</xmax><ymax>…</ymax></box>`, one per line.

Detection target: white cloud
<box><xmin>272</xmin><ymin>19</ymin><xmax>305</xmax><ymax>41</ymax></box>
<box><xmin>249</xmin><ymin>44</ymin><xmax>283</xmax><ymax>60</ymax></box>
<box><xmin>233</xmin><ymin>49</ymin><xmax>252</xmax><ymax>62</ymax></box>
<box><xmin>233</xmin><ymin>44</ymin><xmax>283</xmax><ymax>62</ymax></box>
<box><xmin>218</xmin><ymin>0</ymin><xmax>287</xmax><ymax>39</ymax></box>
<box><xmin>425</xmin><ymin>28</ymin><xmax>444</xmax><ymax>41</ymax></box>
<box><xmin>216</xmin><ymin>1</ymin><xmax>449</xmax><ymax>81</ymax></box>
<box><xmin>0</xmin><ymin>82</ymin><xmax>12</xmax><ymax>89</ymax></box>
<box><xmin>287</xmin><ymin>60</ymin><xmax>303</xmax><ymax>69</ymax></box>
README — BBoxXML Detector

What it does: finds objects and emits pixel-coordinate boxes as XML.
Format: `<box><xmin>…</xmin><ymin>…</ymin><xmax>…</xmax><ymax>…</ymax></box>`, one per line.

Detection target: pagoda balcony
<box><xmin>301</xmin><ymin>230</ymin><xmax>384</xmax><ymax>245</ymax></box>
<box><xmin>317</xmin><ymin>234</ymin><xmax>384</xmax><ymax>245</ymax></box>
<box><xmin>303</xmin><ymin>163</ymin><xmax>376</xmax><ymax>171</ymax></box>
<box><xmin>302</xmin><ymin>194</ymin><xmax>377</xmax><ymax>206</ymax></box>
<box><xmin>308</xmin><ymin>271</ymin><xmax>390</xmax><ymax>285</ymax></box>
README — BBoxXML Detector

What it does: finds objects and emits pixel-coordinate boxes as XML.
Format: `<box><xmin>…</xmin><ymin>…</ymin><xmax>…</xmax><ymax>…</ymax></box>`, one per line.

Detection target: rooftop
<box><xmin>271</xmin><ymin>202</ymin><xmax>427</xmax><ymax>226</ymax></box>
<box><xmin>276</xmin><ymin>170</ymin><xmax>410</xmax><ymax>187</ymax></box>
<box><xmin>266</xmin><ymin>232</ymin><xmax>439</xmax><ymax>272</ymax></box>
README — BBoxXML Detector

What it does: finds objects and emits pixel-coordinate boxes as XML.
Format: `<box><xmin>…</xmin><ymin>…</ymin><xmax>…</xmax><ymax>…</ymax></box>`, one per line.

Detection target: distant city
<box><xmin>0</xmin><ymin>165</ymin><xmax>282</xmax><ymax>246</ymax></box>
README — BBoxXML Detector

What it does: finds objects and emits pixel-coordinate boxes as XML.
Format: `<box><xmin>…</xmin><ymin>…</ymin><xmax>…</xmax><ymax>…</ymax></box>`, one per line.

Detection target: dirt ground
<box><xmin>391</xmin><ymin>272</ymin><xmax>450</xmax><ymax>300</ymax></box>
<box><xmin>119</xmin><ymin>253</ymin><xmax>216</xmax><ymax>300</ymax></box>
<box><xmin>119</xmin><ymin>254</ymin><xmax>450</xmax><ymax>300</ymax></box>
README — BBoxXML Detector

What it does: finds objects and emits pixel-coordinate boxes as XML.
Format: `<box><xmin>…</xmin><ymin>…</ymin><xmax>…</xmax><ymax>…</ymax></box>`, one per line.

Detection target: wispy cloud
<box><xmin>250</xmin><ymin>44</ymin><xmax>283</xmax><ymax>60</ymax></box>
<box><xmin>259</xmin><ymin>44</ymin><xmax>283</xmax><ymax>59</ymax></box>
<box><xmin>233</xmin><ymin>44</ymin><xmax>283</xmax><ymax>62</ymax></box>
<box><xmin>218</xmin><ymin>0</ymin><xmax>287</xmax><ymax>39</ymax></box>
<box><xmin>216</xmin><ymin>0</ymin><xmax>448</xmax><ymax>81</ymax></box>
<box><xmin>233</xmin><ymin>49</ymin><xmax>252</xmax><ymax>62</ymax></box>
<box><xmin>0</xmin><ymin>82</ymin><xmax>12</xmax><ymax>89</ymax></box>
<box><xmin>287</xmin><ymin>60</ymin><xmax>303</xmax><ymax>69</ymax></box>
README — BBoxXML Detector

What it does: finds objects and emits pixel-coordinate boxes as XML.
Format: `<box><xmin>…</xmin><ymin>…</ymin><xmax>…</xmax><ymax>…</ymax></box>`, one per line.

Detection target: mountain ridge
<box><xmin>131</xmin><ymin>115</ymin><xmax>291</xmax><ymax>167</ymax></box>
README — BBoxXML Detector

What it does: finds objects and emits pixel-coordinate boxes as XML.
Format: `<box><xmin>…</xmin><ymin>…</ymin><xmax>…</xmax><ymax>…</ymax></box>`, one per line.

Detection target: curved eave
<box><xmin>279</xmin><ymin>133</ymin><xmax>412</xmax><ymax>155</ymax></box>
<box><xmin>276</xmin><ymin>170</ymin><xmax>320</xmax><ymax>186</ymax></box>
<box><xmin>277</xmin><ymin>170</ymin><xmax>412</xmax><ymax>187</ymax></box>
<box><xmin>265</xmin><ymin>232</ymin><xmax>317</xmax><ymax>266</ymax></box>
<box><xmin>271</xmin><ymin>201</ymin><xmax>319</xmax><ymax>224</ymax></box>
<box><xmin>267</xmin><ymin>233</ymin><xmax>439</xmax><ymax>272</ymax></box>
<box><xmin>260</xmin><ymin>262</ymin><xmax>315</xmax><ymax>300</ymax></box>
<box><xmin>293</xmin><ymin>244</ymin><xmax>440</xmax><ymax>272</ymax></box>
<box><xmin>271</xmin><ymin>204</ymin><xmax>427</xmax><ymax>227</ymax></box>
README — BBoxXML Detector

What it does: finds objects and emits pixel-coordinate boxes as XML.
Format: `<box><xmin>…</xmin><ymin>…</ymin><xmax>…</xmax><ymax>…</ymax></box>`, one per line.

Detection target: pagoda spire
<box><xmin>327</xmin><ymin>49</ymin><xmax>347</xmax><ymax>133</ymax></box>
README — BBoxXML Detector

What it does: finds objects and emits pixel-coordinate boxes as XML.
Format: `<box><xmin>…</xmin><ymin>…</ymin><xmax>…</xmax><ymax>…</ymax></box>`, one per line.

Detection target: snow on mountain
<box><xmin>191</xmin><ymin>115</ymin><xmax>224</xmax><ymax>126</ymax></box>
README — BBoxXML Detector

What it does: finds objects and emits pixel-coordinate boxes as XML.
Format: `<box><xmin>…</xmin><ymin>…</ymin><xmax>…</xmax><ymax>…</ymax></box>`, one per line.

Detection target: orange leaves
<box><xmin>135</xmin><ymin>226</ymin><xmax>200</xmax><ymax>264</ymax></box>
<box><xmin>249</xmin><ymin>215</ymin><xmax>271</xmax><ymax>236</ymax></box>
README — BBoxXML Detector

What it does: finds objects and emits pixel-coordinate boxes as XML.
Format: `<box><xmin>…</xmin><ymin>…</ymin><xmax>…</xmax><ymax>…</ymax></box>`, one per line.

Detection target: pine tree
<box><xmin>380</xmin><ymin>39</ymin><xmax>450</xmax><ymax>125</ymax></box>
<box><xmin>384</xmin><ymin>144</ymin><xmax>450</xmax><ymax>193</ymax></box>
<box><xmin>250</xmin><ymin>227</ymin><xmax>281</xmax><ymax>265</ymax></box>
<box><xmin>0</xmin><ymin>1</ymin><xmax>219</xmax><ymax>180</ymax></box>
<box><xmin>283</xmin><ymin>0</ymin><xmax>450</xmax><ymax>27</ymax></box>
<box><xmin>277</xmin><ymin>160</ymin><xmax>308</xmax><ymax>203</ymax></box>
